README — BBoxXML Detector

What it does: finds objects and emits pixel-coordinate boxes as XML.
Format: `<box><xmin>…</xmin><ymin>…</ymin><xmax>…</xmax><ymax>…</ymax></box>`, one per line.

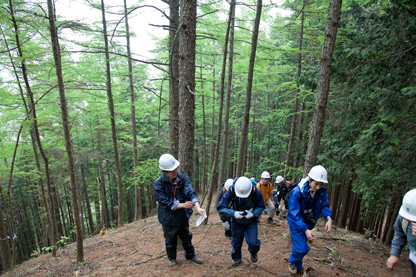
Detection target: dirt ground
<box><xmin>4</xmin><ymin>207</ymin><xmax>411</xmax><ymax>277</ymax></box>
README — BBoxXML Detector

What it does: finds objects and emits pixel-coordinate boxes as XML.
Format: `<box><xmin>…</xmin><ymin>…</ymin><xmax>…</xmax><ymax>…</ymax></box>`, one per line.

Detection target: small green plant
<box><xmin>41</xmin><ymin>228</ymin><xmax>76</xmax><ymax>253</ymax></box>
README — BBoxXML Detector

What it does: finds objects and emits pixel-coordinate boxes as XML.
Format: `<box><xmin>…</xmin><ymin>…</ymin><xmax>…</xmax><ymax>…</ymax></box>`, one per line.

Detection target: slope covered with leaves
<box><xmin>4</xmin><ymin>207</ymin><xmax>410</xmax><ymax>276</ymax></box>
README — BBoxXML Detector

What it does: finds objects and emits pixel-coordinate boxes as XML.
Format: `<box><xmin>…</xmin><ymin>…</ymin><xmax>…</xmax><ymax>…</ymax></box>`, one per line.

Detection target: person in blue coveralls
<box><xmin>154</xmin><ymin>154</ymin><xmax>205</xmax><ymax>267</ymax></box>
<box><xmin>386</xmin><ymin>189</ymin><xmax>416</xmax><ymax>276</ymax></box>
<box><xmin>217</xmin><ymin>176</ymin><xmax>266</xmax><ymax>267</ymax></box>
<box><xmin>287</xmin><ymin>165</ymin><xmax>333</xmax><ymax>275</ymax></box>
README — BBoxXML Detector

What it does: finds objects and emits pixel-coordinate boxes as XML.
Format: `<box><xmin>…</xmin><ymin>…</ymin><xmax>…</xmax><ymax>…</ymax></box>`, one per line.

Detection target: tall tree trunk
<box><xmin>350</xmin><ymin>193</ymin><xmax>361</xmax><ymax>232</ymax></box>
<box><xmin>169</xmin><ymin>0</ymin><xmax>180</xmax><ymax>157</ymax></box>
<box><xmin>9</xmin><ymin>0</ymin><xmax>58</xmax><ymax>258</ymax></box>
<box><xmin>204</xmin><ymin>0</ymin><xmax>234</xmax><ymax>223</ymax></box>
<box><xmin>100</xmin><ymin>0</ymin><xmax>124</xmax><ymax>226</ymax></box>
<box><xmin>96</xmin><ymin>120</ymin><xmax>111</xmax><ymax>229</ymax></box>
<box><xmin>194</xmin><ymin>149</ymin><xmax>200</xmax><ymax>193</ymax></box>
<box><xmin>80</xmin><ymin>165</ymin><xmax>94</xmax><ymax>234</ymax></box>
<box><xmin>0</xmin><ymin>201</ymin><xmax>11</xmax><ymax>270</ymax></box>
<box><xmin>329</xmin><ymin>184</ymin><xmax>340</xmax><ymax>221</ymax></box>
<box><xmin>218</xmin><ymin>0</ymin><xmax>236</xmax><ymax>207</ymax></box>
<box><xmin>285</xmin><ymin>4</ymin><xmax>305</xmax><ymax>177</ymax></box>
<box><xmin>385</xmin><ymin>197</ymin><xmax>401</xmax><ymax>246</ymax></box>
<box><xmin>338</xmin><ymin>178</ymin><xmax>352</xmax><ymax>228</ymax></box>
<box><xmin>94</xmin><ymin>181</ymin><xmax>102</xmax><ymax>230</ymax></box>
<box><xmin>210</xmin><ymin>61</ymin><xmax>216</xmax><ymax>171</ymax></box>
<box><xmin>46</xmin><ymin>0</ymin><xmax>83</xmax><ymax>262</ymax></box>
<box><xmin>178</xmin><ymin>0</ymin><xmax>197</xmax><ymax>180</ymax></box>
<box><xmin>381</xmin><ymin>196</ymin><xmax>395</xmax><ymax>243</ymax></box>
<box><xmin>248</xmin><ymin>93</ymin><xmax>256</xmax><ymax>175</ymax></box>
<box><xmin>236</xmin><ymin>0</ymin><xmax>262</xmax><ymax>176</ymax></box>
<box><xmin>200</xmin><ymin>57</ymin><xmax>208</xmax><ymax>194</ymax></box>
<box><xmin>304</xmin><ymin>0</ymin><xmax>342</xmax><ymax>174</ymax></box>
<box><xmin>51</xmin><ymin>181</ymin><xmax>64</xmax><ymax>238</ymax></box>
<box><xmin>123</xmin><ymin>0</ymin><xmax>142</xmax><ymax>221</ymax></box>
<box><xmin>295</xmin><ymin>102</ymin><xmax>307</xmax><ymax>173</ymax></box>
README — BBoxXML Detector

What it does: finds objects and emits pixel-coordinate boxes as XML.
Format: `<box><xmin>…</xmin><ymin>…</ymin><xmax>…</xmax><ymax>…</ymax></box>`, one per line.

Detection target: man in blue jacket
<box><xmin>287</xmin><ymin>165</ymin><xmax>333</xmax><ymax>275</ymax></box>
<box><xmin>154</xmin><ymin>154</ymin><xmax>205</xmax><ymax>267</ymax></box>
<box><xmin>217</xmin><ymin>176</ymin><xmax>266</xmax><ymax>267</ymax></box>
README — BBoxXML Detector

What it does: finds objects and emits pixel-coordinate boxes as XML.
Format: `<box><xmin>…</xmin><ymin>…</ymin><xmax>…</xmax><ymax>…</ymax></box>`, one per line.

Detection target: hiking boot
<box><xmin>267</xmin><ymin>218</ymin><xmax>276</xmax><ymax>225</ymax></box>
<box><xmin>232</xmin><ymin>259</ymin><xmax>242</xmax><ymax>267</ymax></box>
<box><xmin>187</xmin><ymin>256</ymin><xmax>203</xmax><ymax>264</ymax></box>
<box><xmin>169</xmin><ymin>259</ymin><xmax>177</xmax><ymax>267</ymax></box>
<box><xmin>289</xmin><ymin>264</ymin><xmax>297</xmax><ymax>275</ymax></box>
<box><xmin>250</xmin><ymin>253</ymin><xmax>258</xmax><ymax>263</ymax></box>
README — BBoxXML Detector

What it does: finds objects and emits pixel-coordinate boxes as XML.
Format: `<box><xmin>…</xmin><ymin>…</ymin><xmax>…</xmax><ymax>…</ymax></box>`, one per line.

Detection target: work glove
<box><xmin>234</xmin><ymin>211</ymin><xmax>244</xmax><ymax>219</ymax></box>
<box><xmin>245</xmin><ymin>210</ymin><xmax>254</xmax><ymax>219</ymax></box>
<box><xmin>223</xmin><ymin>221</ymin><xmax>230</xmax><ymax>230</ymax></box>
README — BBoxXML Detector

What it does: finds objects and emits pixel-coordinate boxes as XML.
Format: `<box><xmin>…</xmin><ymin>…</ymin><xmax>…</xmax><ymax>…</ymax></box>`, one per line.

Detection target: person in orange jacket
<box><xmin>256</xmin><ymin>171</ymin><xmax>275</xmax><ymax>225</ymax></box>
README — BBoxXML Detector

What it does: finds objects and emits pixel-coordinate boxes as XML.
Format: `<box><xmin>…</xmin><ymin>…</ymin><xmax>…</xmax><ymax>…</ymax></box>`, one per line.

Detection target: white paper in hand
<box><xmin>196</xmin><ymin>211</ymin><xmax>207</xmax><ymax>227</ymax></box>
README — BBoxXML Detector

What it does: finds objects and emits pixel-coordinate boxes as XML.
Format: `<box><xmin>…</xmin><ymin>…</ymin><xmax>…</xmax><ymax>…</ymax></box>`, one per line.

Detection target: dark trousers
<box><xmin>162</xmin><ymin>224</ymin><xmax>195</xmax><ymax>260</ymax></box>
<box><xmin>411</xmin><ymin>260</ymin><xmax>416</xmax><ymax>277</ymax></box>
<box><xmin>231</xmin><ymin>219</ymin><xmax>260</xmax><ymax>261</ymax></box>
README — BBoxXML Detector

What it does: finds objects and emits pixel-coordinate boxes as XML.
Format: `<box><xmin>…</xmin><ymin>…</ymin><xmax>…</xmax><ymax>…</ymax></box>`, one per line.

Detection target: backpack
<box><xmin>283</xmin><ymin>181</ymin><xmax>297</xmax><ymax>208</ymax></box>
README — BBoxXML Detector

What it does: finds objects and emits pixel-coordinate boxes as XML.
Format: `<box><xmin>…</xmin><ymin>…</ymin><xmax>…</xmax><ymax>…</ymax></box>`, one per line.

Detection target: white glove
<box><xmin>234</xmin><ymin>211</ymin><xmax>244</xmax><ymax>219</ymax></box>
<box><xmin>245</xmin><ymin>210</ymin><xmax>253</xmax><ymax>219</ymax></box>
<box><xmin>223</xmin><ymin>221</ymin><xmax>230</xmax><ymax>230</ymax></box>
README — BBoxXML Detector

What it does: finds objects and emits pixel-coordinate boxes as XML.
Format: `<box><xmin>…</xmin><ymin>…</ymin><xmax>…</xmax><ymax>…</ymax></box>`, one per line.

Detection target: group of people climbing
<box><xmin>153</xmin><ymin>153</ymin><xmax>416</xmax><ymax>276</ymax></box>
<box><xmin>217</xmin><ymin>165</ymin><xmax>332</xmax><ymax>275</ymax></box>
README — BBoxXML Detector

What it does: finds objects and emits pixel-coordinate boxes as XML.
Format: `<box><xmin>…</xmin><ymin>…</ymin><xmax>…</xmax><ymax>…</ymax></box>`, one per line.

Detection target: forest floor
<box><xmin>4</xmin><ymin>203</ymin><xmax>411</xmax><ymax>277</ymax></box>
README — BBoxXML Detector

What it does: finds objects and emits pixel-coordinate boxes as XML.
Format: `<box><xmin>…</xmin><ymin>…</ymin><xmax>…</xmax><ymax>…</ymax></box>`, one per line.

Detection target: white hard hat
<box><xmin>235</xmin><ymin>177</ymin><xmax>252</xmax><ymax>198</ymax></box>
<box><xmin>261</xmin><ymin>171</ymin><xmax>271</xmax><ymax>179</ymax></box>
<box><xmin>275</xmin><ymin>175</ymin><xmax>284</xmax><ymax>183</ymax></box>
<box><xmin>224</xmin><ymin>179</ymin><xmax>234</xmax><ymax>191</ymax></box>
<box><xmin>399</xmin><ymin>189</ymin><xmax>416</xmax><ymax>221</ymax></box>
<box><xmin>308</xmin><ymin>165</ymin><xmax>328</xmax><ymax>183</ymax></box>
<box><xmin>159</xmin><ymin>154</ymin><xmax>180</xmax><ymax>171</ymax></box>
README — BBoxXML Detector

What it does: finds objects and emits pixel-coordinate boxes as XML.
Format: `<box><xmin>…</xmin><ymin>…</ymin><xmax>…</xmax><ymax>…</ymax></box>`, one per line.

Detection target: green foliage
<box><xmin>129</xmin><ymin>159</ymin><xmax>160</xmax><ymax>190</ymax></box>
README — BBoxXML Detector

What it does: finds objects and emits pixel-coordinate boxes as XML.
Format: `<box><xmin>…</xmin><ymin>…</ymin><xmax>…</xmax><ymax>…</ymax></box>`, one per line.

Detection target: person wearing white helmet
<box><xmin>217</xmin><ymin>178</ymin><xmax>235</xmax><ymax>239</ymax></box>
<box><xmin>386</xmin><ymin>189</ymin><xmax>416</xmax><ymax>276</ymax></box>
<box><xmin>154</xmin><ymin>154</ymin><xmax>205</xmax><ymax>267</ymax></box>
<box><xmin>275</xmin><ymin>175</ymin><xmax>295</xmax><ymax>219</ymax></box>
<box><xmin>217</xmin><ymin>176</ymin><xmax>266</xmax><ymax>267</ymax></box>
<box><xmin>287</xmin><ymin>165</ymin><xmax>333</xmax><ymax>275</ymax></box>
<box><xmin>256</xmin><ymin>171</ymin><xmax>276</xmax><ymax>225</ymax></box>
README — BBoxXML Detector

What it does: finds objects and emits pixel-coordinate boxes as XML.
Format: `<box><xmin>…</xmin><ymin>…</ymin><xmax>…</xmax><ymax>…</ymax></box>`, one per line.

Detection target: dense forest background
<box><xmin>0</xmin><ymin>0</ymin><xmax>415</xmax><ymax>271</ymax></box>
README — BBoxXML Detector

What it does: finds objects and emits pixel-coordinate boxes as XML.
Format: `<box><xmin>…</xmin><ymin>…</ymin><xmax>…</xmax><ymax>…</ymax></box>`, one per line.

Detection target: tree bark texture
<box><xmin>218</xmin><ymin>0</ymin><xmax>236</xmax><ymax>208</ymax></box>
<box><xmin>100</xmin><ymin>0</ymin><xmax>124</xmax><ymax>226</ymax></box>
<box><xmin>178</xmin><ymin>0</ymin><xmax>197</xmax><ymax>180</ymax></box>
<box><xmin>338</xmin><ymin>178</ymin><xmax>352</xmax><ymax>228</ymax></box>
<box><xmin>285</xmin><ymin>5</ymin><xmax>305</xmax><ymax>178</ymax></box>
<box><xmin>47</xmin><ymin>0</ymin><xmax>83</xmax><ymax>262</ymax></box>
<box><xmin>304</xmin><ymin>0</ymin><xmax>342</xmax><ymax>174</ymax></box>
<box><xmin>169</xmin><ymin>0</ymin><xmax>180</xmax><ymax>158</ymax></box>
<box><xmin>236</xmin><ymin>0</ymin><xmax>262</xmax><ymax>176</ymax></box>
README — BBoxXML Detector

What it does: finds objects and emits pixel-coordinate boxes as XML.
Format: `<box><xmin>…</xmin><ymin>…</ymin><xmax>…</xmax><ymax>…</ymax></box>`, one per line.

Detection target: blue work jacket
<box><xmin>217</xmin><ymin>185</ymin><xmax>265</xmax><ymax>225</ymax></box>
<box><xmin>390</xmin><ymin>215</ymin><xmax>415</xmax><ymax>260</ymax></box>
<box><xmin>287</xmin><ymin>177</ymin><xmax>332</xmax><ymax>233</ymax></box>
<box><xmin>154</xmin><ymin>172</ymin><xmax>199</xmax><ymax>226</ymax></box>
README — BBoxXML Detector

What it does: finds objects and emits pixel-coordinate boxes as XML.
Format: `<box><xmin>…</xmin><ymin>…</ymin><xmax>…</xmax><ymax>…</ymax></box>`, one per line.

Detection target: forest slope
<box><xmin>4</xmin><ymin>206</ymin><xmax>410</xmax><ymax>276</ymax></box>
